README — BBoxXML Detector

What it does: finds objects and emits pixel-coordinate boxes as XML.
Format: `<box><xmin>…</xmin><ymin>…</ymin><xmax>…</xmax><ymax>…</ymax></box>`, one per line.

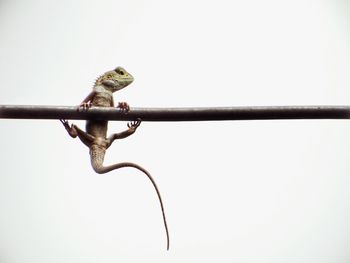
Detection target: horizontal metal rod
<box><xmin>0</xmin><ymin>105</ymin><xmax>350</xmax><ymax>122</ymax></box>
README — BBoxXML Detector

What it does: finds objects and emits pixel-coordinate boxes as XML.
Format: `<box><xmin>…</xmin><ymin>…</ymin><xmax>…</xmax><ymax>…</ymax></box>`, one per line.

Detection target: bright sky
<box><xmin>1</xmin><ymin>0</ymin><xmax>350</xmax><ymax>262</ymax></box>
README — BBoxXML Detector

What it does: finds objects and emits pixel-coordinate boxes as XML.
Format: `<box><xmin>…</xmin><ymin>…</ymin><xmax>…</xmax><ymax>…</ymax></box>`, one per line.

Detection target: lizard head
<box><xmin>95</xmin><ymin>67</ymin><xmax>134</xmax><ymax>92</ymax></box>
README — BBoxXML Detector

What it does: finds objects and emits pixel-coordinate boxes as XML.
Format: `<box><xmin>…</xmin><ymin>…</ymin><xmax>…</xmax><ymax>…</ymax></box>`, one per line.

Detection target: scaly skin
<box><xmin>60</xmin><ymin>67</ymin><xmax>169</xmax><ymax>250</ymax></box>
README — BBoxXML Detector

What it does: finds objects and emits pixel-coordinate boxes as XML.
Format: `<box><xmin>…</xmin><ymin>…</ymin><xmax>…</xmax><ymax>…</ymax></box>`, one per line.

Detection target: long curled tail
<box><xmin>90</xmin><ymin>146</ymin><xmax>170</xmax><ymax>250</ymax></box>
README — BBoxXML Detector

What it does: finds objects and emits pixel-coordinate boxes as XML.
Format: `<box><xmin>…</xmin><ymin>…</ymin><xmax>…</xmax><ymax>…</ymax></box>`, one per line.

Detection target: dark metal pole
<box><xmin>0</xmin><ymin>105</ymin><xmax>350</xmax><ymax>121</ymax></box>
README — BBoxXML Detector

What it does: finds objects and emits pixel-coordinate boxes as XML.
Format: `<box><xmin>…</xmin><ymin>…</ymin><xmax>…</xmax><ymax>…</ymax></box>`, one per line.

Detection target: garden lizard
<box><xmin>60</xmin><ymin>67</ymin><xmax>169</xmax><ymax>250</ymax></box>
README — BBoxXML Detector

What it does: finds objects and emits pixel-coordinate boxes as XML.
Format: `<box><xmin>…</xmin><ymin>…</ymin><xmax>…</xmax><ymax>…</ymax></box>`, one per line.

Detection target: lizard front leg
<box><xmin>78</xmin><ymin>91</ymin><xmax>96</xmax><ymax>110</ymax></box>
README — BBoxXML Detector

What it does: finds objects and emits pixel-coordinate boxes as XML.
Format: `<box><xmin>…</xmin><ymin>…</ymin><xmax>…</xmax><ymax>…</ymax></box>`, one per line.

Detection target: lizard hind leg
<box><xmin>89</xmin><ymin>151</ymin><xmax>170</xmax><ymax>250</ymax></box>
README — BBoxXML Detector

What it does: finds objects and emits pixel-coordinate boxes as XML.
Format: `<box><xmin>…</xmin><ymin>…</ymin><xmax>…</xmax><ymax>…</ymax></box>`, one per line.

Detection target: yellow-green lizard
<box><xmin>60</xmin><ymin>67</ymin><xmax>169</xmax><ymax>250</ymax></box>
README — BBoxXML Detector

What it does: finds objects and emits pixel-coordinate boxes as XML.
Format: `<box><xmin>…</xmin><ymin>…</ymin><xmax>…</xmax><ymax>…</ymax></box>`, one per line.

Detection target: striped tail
<box><xmin>90</xmin><ymin>145</ymin><xmax>170</xmax><ymax>250</ymax></box>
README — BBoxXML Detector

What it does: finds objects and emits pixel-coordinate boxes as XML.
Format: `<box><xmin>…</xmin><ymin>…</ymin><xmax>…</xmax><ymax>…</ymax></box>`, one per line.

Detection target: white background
<box><xmin>1</xmin><ymin>0</ymin><xmax>350</xmax><ymax>262</ymax></box>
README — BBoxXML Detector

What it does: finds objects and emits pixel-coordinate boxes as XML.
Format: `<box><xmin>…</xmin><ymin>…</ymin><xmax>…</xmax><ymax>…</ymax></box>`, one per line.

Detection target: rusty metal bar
<box><xmin>0</xmin><ymin>105</ymin><xmax>350</xmax><ymax>121</ymax></box>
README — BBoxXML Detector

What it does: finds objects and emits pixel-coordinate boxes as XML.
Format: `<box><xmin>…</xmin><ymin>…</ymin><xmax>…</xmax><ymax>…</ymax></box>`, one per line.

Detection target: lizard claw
<box><xmin>117</xmin><ymin>102</ymin><xmax>130</xmax><ymax>113</ymax></box>
<box><xmin>60</xmin><ymin>119</ymin><xmax>70</xmax><ymax>128</ymax></box>
<box><xmin>127</xmin><ymin>119</ymin><xmax>141</xmax><ymax>130</ymax></box>
<box><xmin>60</xmin><ymin>119</ymin><xmax>78</xmax><ymax>138</ymax></box>
<box><xmin>78</xmin><ymin>101</ymin><xmax>92</xmax><ymax>111</ymax></box>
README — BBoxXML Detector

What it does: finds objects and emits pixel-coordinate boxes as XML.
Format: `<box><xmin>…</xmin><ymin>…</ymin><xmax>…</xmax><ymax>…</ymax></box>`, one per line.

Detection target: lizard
<box><xmin>60</xmin><ymin>67</ymin><xmax>169</xmax><ymax>250</ymax></box>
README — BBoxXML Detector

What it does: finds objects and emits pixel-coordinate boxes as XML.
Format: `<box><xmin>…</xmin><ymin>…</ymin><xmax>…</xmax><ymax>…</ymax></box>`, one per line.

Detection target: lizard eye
<box><xmin>115</xmin><ymin>68</ymin><xmax>125</xmax><ymax>75</ymax></box>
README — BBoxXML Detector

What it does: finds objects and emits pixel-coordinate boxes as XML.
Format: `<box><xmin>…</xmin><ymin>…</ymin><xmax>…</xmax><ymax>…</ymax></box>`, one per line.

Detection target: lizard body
<box><xmin>60</xmin><ymin>67</ymin><xmax>169</xmax><ymax>250</ymax></box>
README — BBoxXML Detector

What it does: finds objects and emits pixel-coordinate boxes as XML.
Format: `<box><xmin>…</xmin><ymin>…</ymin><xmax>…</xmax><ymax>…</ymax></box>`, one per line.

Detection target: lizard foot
<box><xmin>127</xmin><ymin>119</ymin><xmax>141</xmax><ymax>131</ymax></box>
<box><xmin>60</xmin><ymin>119</ymin><xmax>78</xmax><ymax>138</ymax></box>
<box><xmin>60</xmin><ymin>119</ymin><xmax>70</xmax><ymax>129</ymax></box>
<box><xmin>117</xmin><ymin>102</ymin><xmax>130</xmax><ymax>113</ymax></box>
<box><xmin>78</xmin><ymin>101</ymin><xmax>92</xmax><ymax>112</ymax></box>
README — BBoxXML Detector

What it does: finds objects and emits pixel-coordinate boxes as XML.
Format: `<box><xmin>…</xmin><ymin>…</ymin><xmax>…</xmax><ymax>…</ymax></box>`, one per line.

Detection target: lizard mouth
<box><xmin>113</xmin><ymin>77</ymin><xmax>134</xmax><ymax>90</ymax></box>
